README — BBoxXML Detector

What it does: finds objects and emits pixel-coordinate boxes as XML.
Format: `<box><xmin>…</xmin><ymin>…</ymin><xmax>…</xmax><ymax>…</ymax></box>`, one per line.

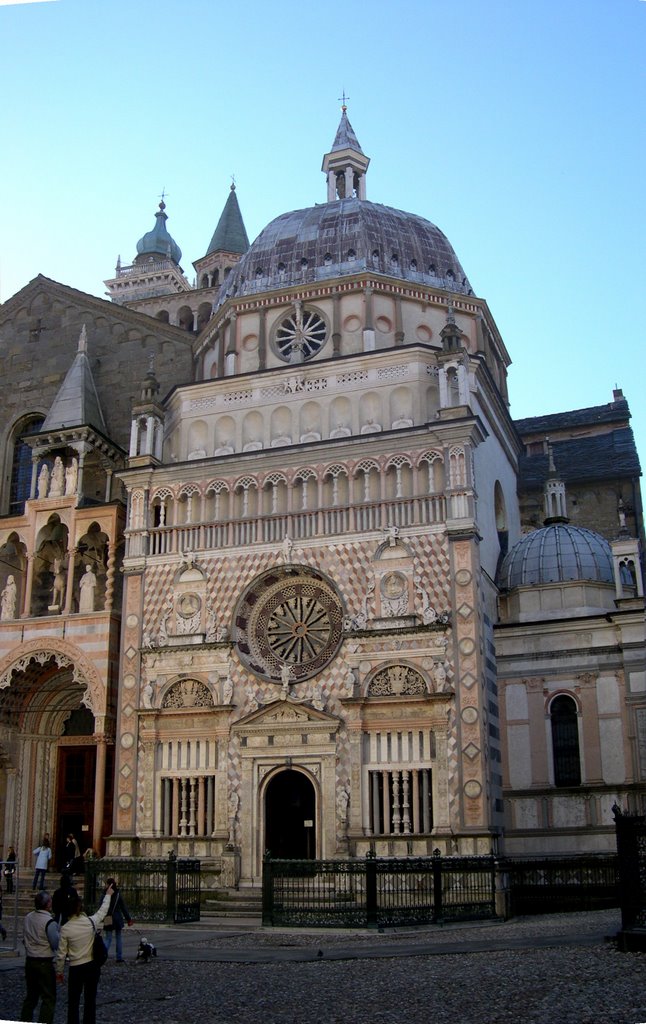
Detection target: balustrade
<box><xmin>128</xmin><ymin>493</ymin><xmax>448</xmax><ymax>558</ymax></box>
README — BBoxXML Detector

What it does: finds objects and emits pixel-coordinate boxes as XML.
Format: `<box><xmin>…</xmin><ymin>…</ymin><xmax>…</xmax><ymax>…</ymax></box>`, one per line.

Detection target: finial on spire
<box><xmin>547</xmin><ymin>440</ymin><xmax>556</xmax><ymax>475</ymax></box>
<box><xmin>158</xmin><ymin>186</ymin><xmax>168</xmax><ymax>211</ymax></box>
<box><xmin>78</xmin><ymin>324</ymin><xmax>88</xmax><ymax>353</ymax></box>
<box><xmin>230</xmin><ymin>174</ymin><xmax>236</xmax><ymax>191</ymax></box>
<box><xmin>338</xmin><ymin>89</ymin><xmax>350</xmax><ymax>112</ymax></box>
<box><xmin>446</xmin><ymin>298</ymin><xmax>456</xmax><ymax>324</ymax></box>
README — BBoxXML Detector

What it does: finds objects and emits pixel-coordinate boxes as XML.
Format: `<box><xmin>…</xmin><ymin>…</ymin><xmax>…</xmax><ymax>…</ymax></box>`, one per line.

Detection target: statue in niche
<box><xmin>51</xmin><ymin>559</ymin><xmax>66</xmax><ymax>608</ymax></box>
<box><xmin>141</xmin><ymin>679</ymin><xmax>154</xmax><ymax>708</ymax></box>
<box><xmin>223</xmin><ymin>659</ymin><xmax>234</xmax><ymax>704</ymax></box>
<box><xmin>346</xmin><ymin>668</ymin><xmax>356</xmax><ymax>696</ymax></box>
<box><xmin>337</xmin><ymin>787</ymin><xmax>349</xmax><ymax>823</ymax></box>
<box><xmin>360</xmin><ymin>418</ymin><xmax>381</xmax><ymax>434</ymax></box>
<box><xmin>64</xmin><ymin>457</ymin><xmax>78</xmax><ymax>496</ymax></box>
<box><xmin>1</xmin><ymin>576</ymin><xmax>17</xmax><ymax>620</ymax></box>
<box><xmin>37</xmin><ymin>463</ymin><xmax>50</xmax><ymax>499</ymax></box>
<box><xmin>49</xmin><ymin>457</ymin><xmax>64</xmax><ymax>497</ymax></box>
<box><xmin>78</xmin><ymin>564</ymin><xmax>97</xmax><ymax>613</ymax></box>
<box><xmin>433</xmin><ymin>660</ymin><xmax>450</xmax><ymax>694</ymax></box>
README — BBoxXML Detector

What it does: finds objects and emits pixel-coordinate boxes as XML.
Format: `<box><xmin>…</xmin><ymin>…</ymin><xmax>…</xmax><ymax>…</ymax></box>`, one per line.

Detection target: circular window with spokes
<box><xmin>273</xmin><ymin>305</ymin><xmax>328</xmax><ymax>363</ymax></box>
<box><xmin>234</xmin><ymin>565</ymin><xmax>344</xmax><ymax>683</ymax></box>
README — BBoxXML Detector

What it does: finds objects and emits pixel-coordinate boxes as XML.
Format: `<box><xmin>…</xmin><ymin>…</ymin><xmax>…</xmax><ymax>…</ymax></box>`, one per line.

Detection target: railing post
<box><xmin>432</xmin><ymin>848</ymin><xmax>443</xmax><ymax>922</ymax></box>
<box><xmin>365</xmin><ymin>850</ymin><xmax>378</xmax><ymax>928</ymax></box>
<box><xmin>167</xmin><ymin>849</ymin><xmax>177</xmax><ymax>923</ymax></box>
<box><xmin>262</xmin><ymin>851</ymin><xmax>273</xmax><ymax>926</ymax></box>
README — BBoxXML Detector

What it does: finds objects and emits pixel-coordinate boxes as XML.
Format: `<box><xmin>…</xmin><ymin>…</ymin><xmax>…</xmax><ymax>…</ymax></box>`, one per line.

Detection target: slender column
<box><xmin>363</xmin><ymin>287</ymin><xmax>375</xmax><ymax>352</ymax></box>
<box><xmin>104</xmin><ymin>540</ymin><xmax>116</xmax><ymax>612</ymax></box>
<box><xmin>30</xmin><ymin>456</ymin><xmax>39</xmax><ymax>500</ymax></box>
<box><xmin>64</xmin><ymin>548</ymin><xmax>77</xmax><ymax>614</ymax></box>
<box><xmin>197</xmin><ymin>777</ymin><xmax>205</xmax><ymax>836</ymax></box>
<box><xmin>401</xmin><ymin>770</ymin><xmax>411</xmax><ymax>833</ymax></box>
<box><xmin>391</xmin><ymin>770</ymin><xmax>401</xmax><ymax>834</ymax></box>
<box><xmin>129</xmin><ymin>419</ymin><xmax>139</xmax><ymax>457</ymax></box>
<box><xmin>216</xmin><ymin>331</ymin><xmax>224</xmax><ymax>378</ymax></box>
<box><xmin>92</xmin><ymin>737</ymin><xmax>107</xmax><ymax>851</ymax></box>
<box><xmin>163</xmin><ymin>780</ymin><xmax>171</xmax><ymax>836</ymax></box>
<box><xmin>258</xmin><ymin>310</ymin><xmax>267</xmax><ymax>370</ymax></box>
<box><xmin>344</xmin><ymin>165</ymin><xmax>353</xmax><ymax>198</ymax></box>
<box><xmin>22</xmin><ymin>554</ymin><xmax>35</xmax><ymax>618</ymax></box>
<box><xmin>104</xmin><ymin>468</ymin><xmax>113</xmax><ymax>503</ymax></box>
<box><xmin>394</xmin><ymin>296</ymin><xmax>405</xmax><ymax>346</ymax></box>
<box><xmin>362</xmin><ymin>769</ymin><xmax>372</xmax><ymax>835</ymax></box>
<box><xmin>77</xmin><ymin>452</ymin><xmax>86</xmax><ymax>499</ymax></box>
<box><xmin>172</xmin><ymin>778</ymin><xmax>180</xmax><ymax>835</ymax></box>
<box><xmin>382</xmin><ymin>770</ymin><xmax>391</xmax><ymax>835</ymax></box>
<box><xmin>371</xmin><ymin>773</ymin><xmax>380</xmax><ymax>835</ymax></box>
<box><xmin>189</xmin><ymin>779</ymin><xmax>197</xmax><ymax>837</ymax></box>
<box><xmin>422</xmin><ymin>769</ymin><xmax>431</xmax><ymax>832</ymax></box>
<box><xmin>146</xmin><ymin>416</ymin><xmax>155</xmax><ymax>455</ymax></box>
<box><xmin>412</xmin><ymin>770</ymin><xmax>421</xmax><ymax>833</ymax></box>
<box><xmin>331</xmin><ymin>293</ymin><xmax>341</xmax><ymax>356</ymax></box>
<box><xmin>208</xmin><ymin>777</ymin><xmax>216</xmax><ymax>837</ymax></box>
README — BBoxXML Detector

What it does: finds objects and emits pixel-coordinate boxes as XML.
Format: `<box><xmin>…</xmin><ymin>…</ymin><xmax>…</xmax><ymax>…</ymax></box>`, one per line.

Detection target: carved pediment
<box><xmin>232</xmin><ymin>698</ymin><xmax>340</xmax><ymax>735</ymax></box>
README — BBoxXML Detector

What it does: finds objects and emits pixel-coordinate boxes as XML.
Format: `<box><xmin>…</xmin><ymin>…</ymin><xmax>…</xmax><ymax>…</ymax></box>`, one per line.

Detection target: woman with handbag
<box><xmin>55</xmin><ymin>883</ymin><xmax>113</xmax><ymax>1024</ymax></box>
<box><xmin>101</xmin><ymin>877</ymin><xmax>133</xmax><ymax>963</ymax></box>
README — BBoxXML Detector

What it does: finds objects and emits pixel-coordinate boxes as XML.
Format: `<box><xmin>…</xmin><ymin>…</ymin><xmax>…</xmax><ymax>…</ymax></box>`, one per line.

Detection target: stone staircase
<box><xmin>202</xmin><ymin>887</ymin><xmax>263</xmax><ymax>924</ymax></box>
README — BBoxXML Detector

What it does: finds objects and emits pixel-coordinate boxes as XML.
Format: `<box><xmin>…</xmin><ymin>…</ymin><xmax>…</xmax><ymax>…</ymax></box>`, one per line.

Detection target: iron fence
<box><xmin>500</xmin><ymin>855</ymin><xmax>619</xmax><ymax>917</ymax></box>
<box><xmin>262</xmin><ymin>851</ymin><xmax>497</xmax><ymax>928</ymax></box>
<box><xmin>85</xmin><ymin>852</ymin><xmax>200</xmax><ymax>923</ymax></box>
<box><xmin>613</xmin><ymin>805</ymin><xmax>646</xmax><ymax>948</ymax></box>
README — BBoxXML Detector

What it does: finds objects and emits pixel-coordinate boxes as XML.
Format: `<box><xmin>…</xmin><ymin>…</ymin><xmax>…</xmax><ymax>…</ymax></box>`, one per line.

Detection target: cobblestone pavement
<box><xmin>2</xmin><ymin>910</ymin><xmax>646</xmax><ymax>1024</ymax></box>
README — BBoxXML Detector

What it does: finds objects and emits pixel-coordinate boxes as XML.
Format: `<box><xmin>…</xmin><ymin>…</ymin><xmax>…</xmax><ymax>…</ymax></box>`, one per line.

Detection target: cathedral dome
<box><xmin>136</xmin><ymin>200</ymin><xmax>182</xmax><ymax>265</ymax></box>
<box><xmin>215</xmin><ymin>197</ymin><xmax>472</xmax><ymax>308</ymax></box>
<box><xmin>498</xmin><ymin>524</ymin><xmax>615</xmax><ymax>590</ymax></box>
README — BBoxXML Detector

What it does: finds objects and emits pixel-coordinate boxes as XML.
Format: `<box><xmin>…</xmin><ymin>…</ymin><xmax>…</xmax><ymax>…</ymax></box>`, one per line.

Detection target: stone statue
<box><xmin>49</xmin><ymin>457</ymin><xmax>64</xmax><ymax>498</ymax></box>
<box><xmin>223</xmin><ymin>672</ymin><xmax>234</xmax><ymax>704</ymax></box>
<box><xmin>1</xmin><ymin>575</ymin><xmax>17</xmax><ymax>620</ymax></box>
<box><xmin>337</xmin><ymin>787</ymin><xmax>349</xmax><ymax>822</ymax></box>
<box><xmin>280</xmin><ymin>662</ymin><xmax>293</xmax><ymax>699</ymax></box>
<box><xmin>141</xmin><ymin>679</ymin><xmax>154</xmax><ymax>708</ymax></box>
<box><xmin>383</xmin><ymin>525</ymin><xmax>400</xmax><ymax>547</ymax></box>
<box><xmin>37</xmin><ymin>463</ymin><xmax>50</xmax><ymax>499</ymax></box>
<box><xmin>311</xmin><ymin>683</ymin><xmax>324</xmax><ymax>711</ymax></box>
<box><xmin>78</xmin><ymin>564</ymin><xmax>97</xmax><ymax>613</ymax></box>
<box><xmin>64</xmin><ymin>457</ymin><xmax>78</xmax><ymax>496</ymax></box>
<box><xmin>282</xmin><ymin>534</ymin><xmax>293</xmax><ymax>564</ymax></box>
<box><xmin>51</xmin><ymin>559</ymin><xmax>66</xmax><ymax>608</ymax></box>
<box><xmin>346</xmin><ymin>668</ymin><xmax>356</xmax><ymax>696</ymax></box>
<box><xmin>433</xmin><ymin>660</ymin><xmax>449</xmax><ymax>694</ymax></box>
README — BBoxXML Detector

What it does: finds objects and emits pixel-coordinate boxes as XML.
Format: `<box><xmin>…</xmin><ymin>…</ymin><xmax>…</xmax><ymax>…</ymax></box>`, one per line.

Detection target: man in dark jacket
<box><xmin>21</xmin><ymin>890</ymin><xmax>59</xmax><ymax>1024</ymax></box>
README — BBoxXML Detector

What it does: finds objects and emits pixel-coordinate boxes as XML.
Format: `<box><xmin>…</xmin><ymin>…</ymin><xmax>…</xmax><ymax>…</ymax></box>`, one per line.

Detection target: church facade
<box><xmin>0</xmin><ymin>111</ymin><xmax>643</xmax><ymax>884</ymax></box>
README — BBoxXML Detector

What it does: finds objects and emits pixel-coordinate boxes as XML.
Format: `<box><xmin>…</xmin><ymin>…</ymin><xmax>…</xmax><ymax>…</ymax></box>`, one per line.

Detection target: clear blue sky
<box><xmin>2</xmin><ymin>0</ymin><xmax>644</xmax><ymax>468</ymax></box>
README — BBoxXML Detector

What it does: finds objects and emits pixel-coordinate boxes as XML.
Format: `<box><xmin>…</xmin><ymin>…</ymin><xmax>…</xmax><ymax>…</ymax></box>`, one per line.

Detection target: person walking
<box><xmin>21</xmin><ymin>890</ymin><xmax>59</xmax><ymax>1024</ymax></box>
<box><xmin>63</xmin><ymin>834</ymin><xmax>81</xmax><ymax>877</ymax></box>
<box><xmin>52</xmin><ymin>870</ymin><xmax>78</xmax><ymax>927</ymax></box>
<box><xmin>32</xmin><ymin>839</ymin><xmax>52</xmax><ymax>891</ymax></box>
<box><xmin>4</xmin><ymin>844</ymin><xmax>17</xmax><ymax>893</ymax></box>
<box><xmin>55</xmin><ymin>882</ymin><xmax>113</xmax><ymax>1024</ymax></box>
<box><xmin>101</xmin><ymin>878</ymin><xmax>133</xmax><ymax>963</ymax></box>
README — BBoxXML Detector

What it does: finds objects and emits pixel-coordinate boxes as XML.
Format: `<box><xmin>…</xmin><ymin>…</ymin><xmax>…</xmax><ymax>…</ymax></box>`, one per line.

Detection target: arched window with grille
<box><xmin>550</xmin><ymin>694</ymin><xmax>581</xmax><ymax>787</ymax></box>
<box><xmin>8</xmin><ymin>415</ymin><xmax>44</xmax><ymax>515</ymax></box>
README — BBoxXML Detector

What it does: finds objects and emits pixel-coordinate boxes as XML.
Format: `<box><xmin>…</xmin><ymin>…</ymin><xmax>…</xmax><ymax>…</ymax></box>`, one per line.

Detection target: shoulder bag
<box><xmin>91</xmin><ymin>920</ymin><xmax>108</xmax><ymax>966</ymax></box>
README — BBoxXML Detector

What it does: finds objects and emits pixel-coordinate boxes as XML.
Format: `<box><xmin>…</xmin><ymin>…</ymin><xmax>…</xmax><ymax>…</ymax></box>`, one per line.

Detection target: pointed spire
<box><xmin>42</xmin><ymin>327</ymin><xmax>107</xmax><ymax>434</ymax></box>
<box><xmin>206</xmin><ymin>183</ymin><xmax>249</xmax><ymax>256</ymax></box>
<box><xmin>543</xmin><ymin>443</ymin><xmax>568</xmax><ymax>524</ymax></box>
<box><xmin>322</xmin><ymin>102</ymin><xmax>370</xmax><ymax>202</ymax></box>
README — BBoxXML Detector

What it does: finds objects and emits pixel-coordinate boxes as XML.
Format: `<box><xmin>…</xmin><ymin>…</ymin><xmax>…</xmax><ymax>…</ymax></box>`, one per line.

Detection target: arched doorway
<box><xmin>264</xmin><ymin>769</ymin><xmax>316</xmax><ymax>859</ymax></box>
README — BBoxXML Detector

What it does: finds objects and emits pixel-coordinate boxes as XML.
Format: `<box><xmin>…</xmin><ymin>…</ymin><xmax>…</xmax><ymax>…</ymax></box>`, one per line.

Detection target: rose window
<box><xmin>234</xmin><ymin>567</ymin><xmax>343</xmax><ymax>683</ymax></box>
<box><xmin>275</xmin><ymin>307</ymin><xmax>327</xmax><ymax>363</ymax></box>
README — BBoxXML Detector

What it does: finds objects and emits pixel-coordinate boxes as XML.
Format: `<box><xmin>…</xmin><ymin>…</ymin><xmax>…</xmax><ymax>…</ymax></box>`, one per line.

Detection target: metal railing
<box><xmin>500</xmin><ymin>855</ymin><xmax>619</xmax><ymax>917</ymax></box>
<box><xmin>85</xmin><ymin>852</ymin><xmax>200</xmax><ymax>923</ymax></box>
<box><xmin>262</xmin><ymin>851</ymin><xmax>497</xmax><ymax>928</ymax></box>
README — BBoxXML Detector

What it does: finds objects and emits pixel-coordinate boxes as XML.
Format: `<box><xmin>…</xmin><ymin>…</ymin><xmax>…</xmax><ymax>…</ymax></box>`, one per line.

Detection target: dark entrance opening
<box><xmin>264</xmin><ymin>769</ymin><xmax>315</xmax><ymax>859</ymax></box>
<box><xmin>56</xmin><ymin>746</ymin><xmax>96</xmax><ymax>867</ymax></box>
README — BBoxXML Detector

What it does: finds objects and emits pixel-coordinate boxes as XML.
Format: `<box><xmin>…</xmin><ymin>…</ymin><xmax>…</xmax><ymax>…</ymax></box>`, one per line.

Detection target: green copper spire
<box><xmin>207</xmin><ymin>184</ymin><xmax>249</xmax><ymax>256</ymax></box>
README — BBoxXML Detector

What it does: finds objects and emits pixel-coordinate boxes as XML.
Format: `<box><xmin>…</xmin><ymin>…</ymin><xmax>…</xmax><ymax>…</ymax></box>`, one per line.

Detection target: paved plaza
<box><xmin>2</xmin><ymin>909</ymin><xmax>646</xmax><ymax>1024</ymax></box>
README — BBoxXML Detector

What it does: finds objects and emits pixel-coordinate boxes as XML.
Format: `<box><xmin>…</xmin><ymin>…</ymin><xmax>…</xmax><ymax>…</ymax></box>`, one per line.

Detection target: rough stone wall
<box><xmin>0</xmin><ymin>280</ymin><xmax>194</xmax><ymax>470</ymax></box>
